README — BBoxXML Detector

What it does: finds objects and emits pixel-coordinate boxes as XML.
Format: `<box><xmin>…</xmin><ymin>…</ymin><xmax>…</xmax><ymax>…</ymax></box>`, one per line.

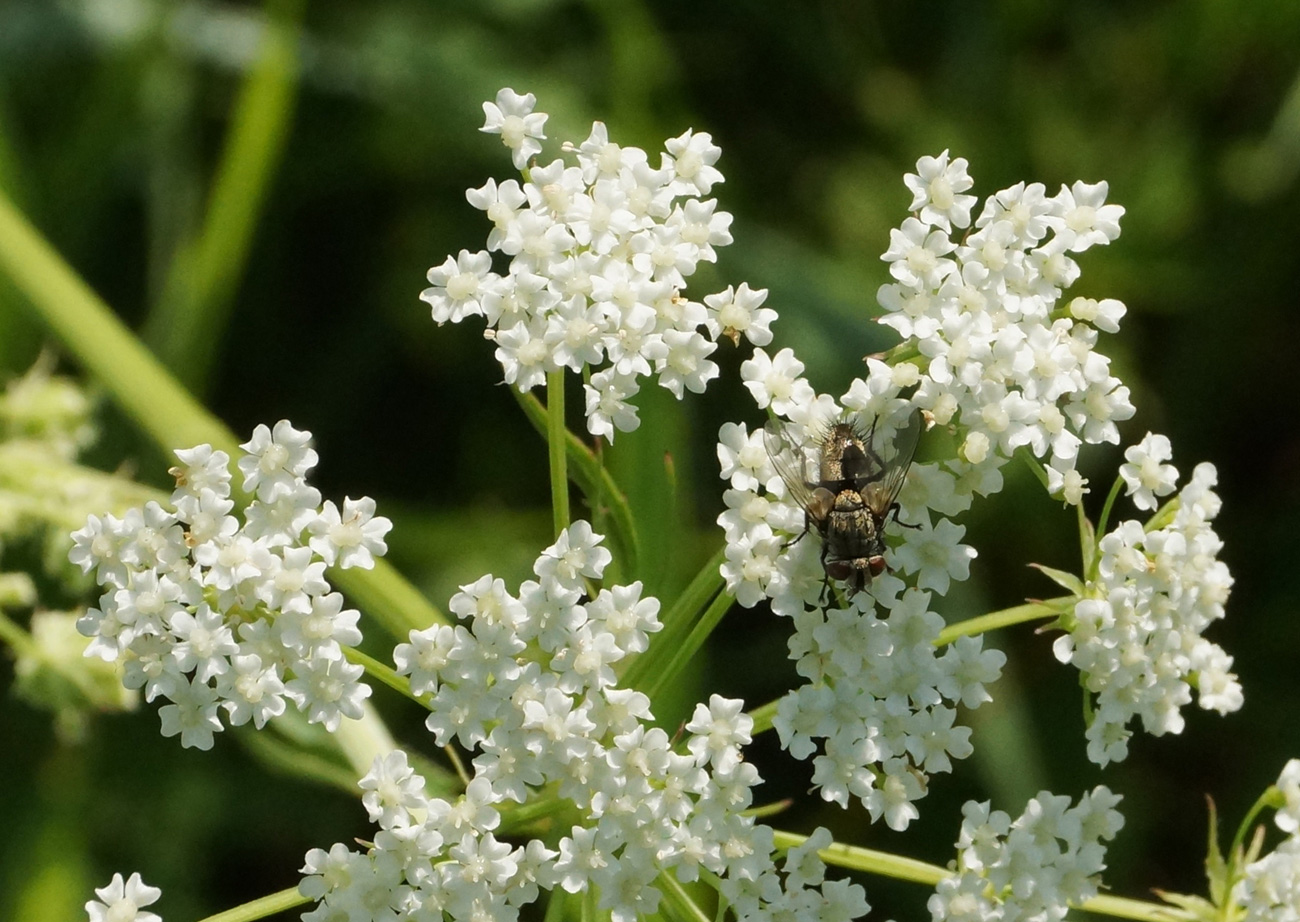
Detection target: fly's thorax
<box><xmin>816</xmin><ymin>421</ymin><xmax>878</xmax><ymax>481</ymax></box>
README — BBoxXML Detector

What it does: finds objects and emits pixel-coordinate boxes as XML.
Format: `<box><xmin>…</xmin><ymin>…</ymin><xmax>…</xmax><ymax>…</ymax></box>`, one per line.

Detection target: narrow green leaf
<box><xmin>144</xmin><ymin>0</ymin><xmax>304</xmax><ymax>392</ymax></box>
<box><xmin>1029</xmin><ymin>562</ymin><xmax>1087</xmax><ymax>597</ymax></box>
<box><xmin>638</xmin><ymin>587</ymin><xmax>734</xmax><ymax>702</ymax></box>
<box><xmin>621</xmin><ymin>543</ymin><xmax>726</xmax><ymax>692</ymax></box>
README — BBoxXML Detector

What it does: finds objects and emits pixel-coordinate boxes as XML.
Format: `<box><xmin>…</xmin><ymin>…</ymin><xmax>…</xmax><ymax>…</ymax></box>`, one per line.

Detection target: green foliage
<box><xmin>1</xmin><ymin>1</ymin><xmax>1298</xmax><ymax>918</ymax></box>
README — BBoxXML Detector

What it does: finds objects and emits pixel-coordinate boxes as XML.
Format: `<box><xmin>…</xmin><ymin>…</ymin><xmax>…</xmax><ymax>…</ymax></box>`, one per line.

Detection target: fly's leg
<box><xmin>817</xmin><ymin>542</ymin><xmax>833</xmax><ymax>605</ymax></box>
<box><xmin>781</xmin><ymin>512</ymin><xmax>814</xmax><ymax>550</ymax></box>
<box><xmin>887</xmin><ymin>502</ymin><xmax>921</xmax><ymax>530</ymax></box>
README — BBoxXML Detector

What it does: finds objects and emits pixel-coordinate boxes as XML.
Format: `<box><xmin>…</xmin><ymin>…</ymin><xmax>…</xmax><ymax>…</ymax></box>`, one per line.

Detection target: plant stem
<box><xmin>0</xmin><ymin>189</ymin><xmax>447</xmax><ymax>638</ymax></box>
<box><xmin>514</xmin><ymin>389</ymin><xmax>641</xmax><ymax>572</ymax></box>
<box><xmin>747</xmin><ymin>698</ymin><xmax>779</xmax><ymax>737</ymax></box>
<box><xmin>770</xmin><ymin>829</ymin><xmax>948</xmax><ymax>885</ymax></box>
<box><xmin>770</xmin><ymin>830</ymin><xmax>1177</xmax><ymax>921</ymax></box>
<box><xmin>195</xmin><ymin>887</ymin><xmax>310</xmax><ymax>922</ymax></box>
<box><xmin>0</xmin><ymin>188</ymin><xmax>240</xmax><ymax>457</ymax></box>
<box><xmin>1092</xmin><ymin>475</ymin><xmax>1126</xmax><ymax>570</ymax></box>
<box><xmin>934</xmin><ymin>596</ymin><xmax>1073</xmax><ymax>645</ymax></box>
<box><xmin>143</xmin><ymin>0</ymin><xmax>303</xmax><ymax>392</ymax></box>
<box><xmin>657</xmin><ymin>871</ymin><xmax>712</xmax><ymax>922</ymax></box>
<box><xmin>547</xmin><ymin>368</ymin><xmax>571</xmax><ymax>537</ymax></box>
<box><xmin>341</xmin><ymin>646</ymin><xmax>426</xmax><ymax>708</ymax></box>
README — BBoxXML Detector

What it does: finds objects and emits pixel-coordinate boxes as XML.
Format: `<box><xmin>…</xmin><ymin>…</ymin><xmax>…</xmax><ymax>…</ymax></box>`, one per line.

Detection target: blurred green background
<box><xmin>2</xmin><ymin>1</ymin><xmax>1299</xmax><ymax>919</ymax></box>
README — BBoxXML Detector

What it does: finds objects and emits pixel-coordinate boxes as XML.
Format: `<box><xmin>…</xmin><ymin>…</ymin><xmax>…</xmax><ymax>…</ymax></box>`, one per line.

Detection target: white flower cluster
<box><xmin>718</xmin><ymin>358</ymin><xmax>1003</xmax><ymax>828</ymax></box>
<box><xmin>878</xmin><ymin>150</ymin><xmax>1134</xmax><ymax>502</ymax></box>
<box><xmin>86</xmin><ymin>872</ymin><xmax>162</xmax><ymax>922</ymax></box>
<box><xmin>295</xmin><ymin>522</ymin><xmax>867</xmax><ymax>922</ymax></box>
<box><xmin>1237</xmin><ymin>760</ymin><xmax>1300</xmax><ymax>922</ymax></box>
<box><xmin>1052</xmin><ymin>453</ymin><xmax>1239</xmax><ymax>766</ymax></box>
<box><xmin>422</xmin><ymin>88</ymin><xmax>775</xmax><ymax>440</ymax></box>
<box><xmin>928</xmin><ymin>787</ymin><xmax>1125</xmax><ymax>922</ymax></box>
<box><xmin>68</xmin><ymin>421</ymin><xmax>390</xmax><ymax>750</ymax></box>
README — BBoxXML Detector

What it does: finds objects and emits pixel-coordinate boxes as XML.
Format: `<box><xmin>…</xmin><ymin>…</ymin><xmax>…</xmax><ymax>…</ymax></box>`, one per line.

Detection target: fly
<box><xmin>763</xmin><ymin>409</ymin><xmax>923</xmax><ymax>596</ymax></box>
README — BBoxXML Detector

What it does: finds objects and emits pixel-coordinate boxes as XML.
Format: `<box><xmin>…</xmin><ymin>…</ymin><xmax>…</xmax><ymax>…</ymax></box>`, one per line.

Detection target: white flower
<box><xmin>237</xmin><ymin>420</ymin><xmax>318</xmax><ymax>501</ymax></box>
<box><xmin>740</xmin><ymin>347</ymin><xmax>815</xmax><ymax>416</ymax></box>
<box><xmin>882</xmin><ymin>216</ymin><xmax>957</xmax><ymax>289</ymax></box>
<box><xmin>421</xmin><ymin>249</ymin><xmax>500</xmax><ymax>324</ymax></box>
<box><xmin>583</xmin><ymin>368</ymin><xmax>641</xmax><ymax>440</ymax></box>
<box><xmin>430</xmin><ymin>91</ymin><xmax>763</xmax><ymax>440</ymax></box>
<box><xmin>1275</xmin><ymin>759</ymin><xmax>1300</xmax><ymax>835</ymax></box>
<box><xmin>889</xmin><ymin>516</ymin><xmax>976</xmax><ymax>595</ymax></box>
<box><xmin>685</xmin><ymin>695</ymin><xmax>752</xmax><ymax>772</ymax></box>
<box><xmin>308</xmin><ymin>496</ymin><xmax>392</xmax><ymax>569</ymax></box>
<box><xmin>86</xmin><ymin>872</ymin><xmax>163</xmax><ymax>922</ymax></box>
<box><xmin>359</xmin><ymin>524</ymin><xmax>869</xmax><ymax>922</ymax></box>
<box><xmin>1056</xmin><ymin>460</ymin><xmax>1236</xmax><ymax>766</ymax></box>
<box><xmin>704</xmin><ymin>283</ymin><xmax>776</xmax><ymax>346</ymax></box>
<box><xmin>1238</xmin><ymin>837</ymin><xmax>1300</xmax><ymax>922</ymax></box>
<box><xmin>480</xmin><ymin>87</ymin><xmax>547</xmax><ymax>169</ymax></box>
<box><xmin>905</xmin><ymin>150</ymin><xmax>977</xmax><ymax>231</ymax></box>
<box><xmin>1119</xmin><ymin>431</ymin><xmax>1179</xmax><ymax>511</ymax></box>
<box><xmin>663</xmin><ymin>128</ymin><xmax>724</xmax><ymax>196</ymax></box>
<box><xmin>931</xmin><ymin>788</ymin><xmax>1124</xmax><ymax>922</ymax></box>
<box><xmin>72</xmin><ymin>423</ymin><xmax>388</xmax><ymax>748</ymax></box>
<box><xmin>1055</xmin><ymin>180</ymin><xmax>1125</xmax><ymax>251</ymax></box>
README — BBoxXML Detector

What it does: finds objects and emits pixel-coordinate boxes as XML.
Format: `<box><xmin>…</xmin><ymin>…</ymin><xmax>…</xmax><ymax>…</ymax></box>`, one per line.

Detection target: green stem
<box><xmin>1092</xmin><ymin>475</ymin><xmax>1126</xmax><ymax>569</ymax></box>
<box><xmin>0</xmin><ymin>187</ymin><xmax>240</xmax><ymax>457</ymax></box>
<box><xmin>1078</xmin><ymin>893</ymin><xmax>1186</xmax><ymax>922</ymax></box>
<box><xmin>770</xmin><ymin>830</ymin><xmax>1174</xmax><ymax>921</ymax></box>
<box><xmin>1077</xmin><ymin>498</ymin><xmax>1096</xmax><ymax>578</ymax></box>
<box><xmin>330</xmin><ymin>563</ymin><xmax>448</xmax><ymax>639</ymax></box>
<box><xmin>195</xmin><ymin>887</ymin><xmax>310</xmax><ymax>922</ymax></box>
<box><xmin>341</xmin><ymin>646</ymin><xmax>426</xmax><ymax>708</ymax></box>
<box><xmin>770</xmin><ymin>829</ymin><xmax>947</xmax><ymax>886</ymax></box>
<box><xmin>1221</xmin><ymin>788</ymin><xmax>1278</xmax><ymax>909</ymax></box>
<box><xmin>657</xmin><ymin>871</ymin><xmax>712</xmax><ymax>922</ymax></box>
<box><xmin>0</xmin><ymin>189</ymin><xmax>447</xmax><ymax>639</ymax></box>
<box><xmin>638</xmin><ymin>588</ymin><xmax>734</xmax><ymax>702</ymax></box>
<box><xmin>514</xmin><ymin>389</ymin><xmax>640</xmax><ymax>571</ymax></box>
<box><xmin>1018</xmin><ymin>449</ymin><xmax>1051</xmax><ymax>490</ymax></box>
<box><xmin>747</xmin><ymin>698</ymin><xmax>779</xmax><ymax>738</ymax></box>
<box><xmin>934</xmin><ymin>596</ymin><xmax>1073</xmax><ymax>646</ymax></box>
<box><xmin>547</xmin><ymin>368</ymin><xmax>571</xmax><ymax>538</ymax></box>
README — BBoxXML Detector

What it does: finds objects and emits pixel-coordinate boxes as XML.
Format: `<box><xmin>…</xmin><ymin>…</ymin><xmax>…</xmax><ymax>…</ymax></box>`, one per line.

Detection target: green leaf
<box><xmin>143</xmin><ymin>0</ymin><xmax>304</xmax><ymax>393</ymax></box>
<box><xmin>1150</xmin><ymin>889</ymin><xmax>1218</xmax><ymax>922</ymax></box>
<box><xmin>1029</xmin><ymin>562</ymin><xmax>1086</xmax><ymax>597</ymax></box>
<box><xmin>1205</xmin><ymin>797</ymin><xmax>1228</xmax><ymax>905</ymax></box>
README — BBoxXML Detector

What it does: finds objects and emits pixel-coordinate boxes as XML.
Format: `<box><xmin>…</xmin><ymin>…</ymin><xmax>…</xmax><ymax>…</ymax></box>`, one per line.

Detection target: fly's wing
<box><xmin>864</xmin><ymin>409</ymin><xmax>924</xmax><ymax>515</ymax></box>
<box><xmin>762</xmin><ymin>418</ymin><xmax>818</xmax><ymax>512</ymax></box>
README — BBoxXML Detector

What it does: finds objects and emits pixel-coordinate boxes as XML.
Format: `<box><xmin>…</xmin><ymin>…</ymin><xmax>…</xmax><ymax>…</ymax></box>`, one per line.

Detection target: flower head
<box><xmin>70</xmin><ymin>421</ymin><xmax>386</xmax><ymax>748</ymax></box>
<box><xmin>425</xmin><ymin>90</ymin><xmax>769</xmax><ymax>440</ymax></box>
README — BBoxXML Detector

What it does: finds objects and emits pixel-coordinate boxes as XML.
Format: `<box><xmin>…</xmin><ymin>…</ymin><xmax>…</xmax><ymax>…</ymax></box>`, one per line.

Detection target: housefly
<box><xmin>763</xmin><ymin>409</ymin><xmax>923</xmax><ymax>596</ymax></box>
